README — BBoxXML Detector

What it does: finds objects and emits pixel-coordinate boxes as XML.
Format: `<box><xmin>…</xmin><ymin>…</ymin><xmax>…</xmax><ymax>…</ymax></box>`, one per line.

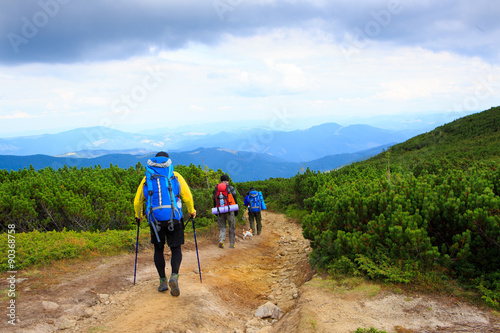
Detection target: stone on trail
<box><xmin>254</xmin><ymin>301</ymin><xmax>282</xmax><ymax>319</ymax></box>
<box><xmin>42</xmin><ymin>301</ymin><xmax>59</xmax><ymax>311</ymax></box>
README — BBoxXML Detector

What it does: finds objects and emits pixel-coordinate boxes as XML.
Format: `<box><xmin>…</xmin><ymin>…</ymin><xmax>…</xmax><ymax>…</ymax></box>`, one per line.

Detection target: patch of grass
<box><xmin>299</xmin><ymin>311</ymin><xmax>319</xmax><ymax>333</ymax></box>
<box><xmin>355</xmin><ymin>328</ymin><xmax>387</xmax><ymax>333</ymax></box>
<box><xmin>308</xmin><ymin>274</ymin><xmax>382</xmax><ymax>299</ymax></box>
<box><xmin>0</xmin><ymin>228</ymin><xmax>151</xmax><ymax>272</ymax></box>
<box><xmin>393</xmin><ymin>287</ymin><xmax>403</xmax><ymax>295</ymax></box>
<box><xmin>352</xmin><ymin>283</ymin><xmax>381</xmax><ymax>298</ymax></box>
<box><xmin>0</xmin><ymin>288</ymin><xmax>10</xmax><ymax>302</ymax></box>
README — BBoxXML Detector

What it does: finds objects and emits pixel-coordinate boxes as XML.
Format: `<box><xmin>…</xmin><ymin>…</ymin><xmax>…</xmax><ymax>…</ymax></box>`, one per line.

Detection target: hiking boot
<box><xmin>218</xmin><ymin>241</ymin><xmax>224</xmax><ymax>248</ymax></box>
<box><xmin>158</xmin><ymin>277</ymin><xmax>169</xmax><ymax>292</ymax></box>
<box><xmin>169</xmin><ymin>273</ymin><xmax>180</xmax><ymax>297</ymax></box>
<box><xmin>229</xmin><ymin>244</ymin><xmax>235</xmax><ymax>248</ymax></box>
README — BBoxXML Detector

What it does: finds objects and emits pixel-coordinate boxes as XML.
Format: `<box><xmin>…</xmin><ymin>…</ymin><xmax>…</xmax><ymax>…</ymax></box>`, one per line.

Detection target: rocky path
<box><xmin>2</xmin><ymin>211</ymin><xmax>499</xmax><ymax>332</ymax></box>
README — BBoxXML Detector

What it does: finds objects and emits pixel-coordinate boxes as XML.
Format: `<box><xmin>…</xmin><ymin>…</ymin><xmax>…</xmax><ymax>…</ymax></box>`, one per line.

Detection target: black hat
<box><xmin>155</xmin><ymin>151</ymin><xmax>169</xmax><ymax>158</ymax></box>
<box><xmin>221</xmin><ymin>174</ymin><xmax>230</xmax><ymax>182</ymax></box>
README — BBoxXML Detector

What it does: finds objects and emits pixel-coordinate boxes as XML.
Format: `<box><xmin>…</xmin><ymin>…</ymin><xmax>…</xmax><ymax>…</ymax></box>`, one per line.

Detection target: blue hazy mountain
<box><xmin>171</xmin><ymin>123</ymin><xmax>419</xmax><ymax>162</ymax></box>
<box><xmin>0</xmin><ymin>145</ymin><xmax>388</xmax><ymax>182</ymax></box>
<box><xmin>0</xmin><ymin>122</ymin><xmax>419</xmax><ymax>161</ymax></box>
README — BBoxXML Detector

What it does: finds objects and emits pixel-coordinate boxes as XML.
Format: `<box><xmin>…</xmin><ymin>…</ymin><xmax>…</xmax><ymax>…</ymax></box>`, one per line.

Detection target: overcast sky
<box><xmin>1</xmin><ymin>0</ymin><xmax>499</xmax><ymax>137</ymax></box>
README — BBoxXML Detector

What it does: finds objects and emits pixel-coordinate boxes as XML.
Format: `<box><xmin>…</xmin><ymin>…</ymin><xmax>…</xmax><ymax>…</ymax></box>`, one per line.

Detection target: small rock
<box><xmin>42</xmin><ymin>301</ymin><xmax>59</xmax><ymax>311</ymax></box>
<box><xmin>98</xmin><ymin>294</ymin><xmax>109</xmax><ymax>302</ymax></box>
<box><xmin>255</xmin><ymin>301</ymin><xmax>282</xmax><ymax>319</ymax></box>
<box><xmin>58</xmin><ymin>317</ymin><xmax>77</xmax><ymax>330</ymax></box>
<box><xmin>257</xmin><ymin>327</ymin><xmax>273</xmax><ymax>333</ymax></box>
<box><xmin>83</xmin><ymin>308</ymin><xmax>94</xmax><ymax>318</ymax></box>
<box><xmin>246</xmin><ymin>318</ymin><xmax>263</xmax><ymax>328</ymax></box>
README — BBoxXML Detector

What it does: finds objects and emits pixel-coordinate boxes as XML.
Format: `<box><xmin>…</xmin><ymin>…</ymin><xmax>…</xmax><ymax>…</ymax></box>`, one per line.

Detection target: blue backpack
<box><xmin>144</xmin><ymin>156</ymin><xmax>182</xmax><ymax>232</ymax></box>
<box><xmin>249</xmin><ymin>190</ymin><xmax>262</xmax><ymax>212</ymax></box>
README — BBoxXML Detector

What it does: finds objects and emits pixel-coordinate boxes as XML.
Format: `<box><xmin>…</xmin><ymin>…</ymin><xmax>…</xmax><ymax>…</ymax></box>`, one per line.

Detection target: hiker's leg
<box><xmin>248</xmin><ymin>211</ymin><xmax>255</xmax><ymax>231</ymax></box>
<box><xmin>170</xmin><ymin>246</ymin><xmax>182</xmax><ymax>274</ymax></box>
<box><xmin>165</xmin><ymin>220</ymin><xmax>184</xmax><ymax>274</ymax></box>
<box><xmin>228</xmin><ymin>212</ymin><xmax>236</xmax><ymax>246</ymax></box>
<box><xmin>218</xmin><ymin>214</ymin><xmax>227</xmax><ymax>243</ymax></box>
<box><xmin>256</xmin><ymin>212</ymin><xmax>262</xmax><ymax>235</ymax></box>
<box><xmin>153</xmin><ymin>242</ymin><xmax>166</xmax><ymax>278</ymax></box>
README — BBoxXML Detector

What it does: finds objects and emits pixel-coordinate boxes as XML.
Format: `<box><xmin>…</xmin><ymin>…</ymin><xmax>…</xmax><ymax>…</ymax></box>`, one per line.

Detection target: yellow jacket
<box><xmin>134</xmin><ymin>171</ymin><xmax>195</xmax><ymax>219</ymax></box>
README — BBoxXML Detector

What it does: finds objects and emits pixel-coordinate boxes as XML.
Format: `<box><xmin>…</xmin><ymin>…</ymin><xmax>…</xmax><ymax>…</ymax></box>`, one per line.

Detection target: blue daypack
<box><xmin>249</xmin><ymin>190</ymin><xmax>262</xmax><ymax>212</ymax></box>
<box><xmin>144</xmin><ymin>156</ymin><xmax>182</xmax><ymax>232</ymax></box>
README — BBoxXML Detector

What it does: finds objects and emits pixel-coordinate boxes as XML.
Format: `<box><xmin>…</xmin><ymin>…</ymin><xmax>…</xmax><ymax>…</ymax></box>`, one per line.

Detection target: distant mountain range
<box><xmin>0</xmin><ymin>145</ymin><xmax>390</xmax><ymax>182</ymax></box>
<box><xmin>0</xmin><ymin>122</ymin><xmax>420</xmax><ymax>162</ymax></box>
<box><xmin>3</xmin><ymin>117</ymin><xmax>466</xmax><ymax>181</ymax></box>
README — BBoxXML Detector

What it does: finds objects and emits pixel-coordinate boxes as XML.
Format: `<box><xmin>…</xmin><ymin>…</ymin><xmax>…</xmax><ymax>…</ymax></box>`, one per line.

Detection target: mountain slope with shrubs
<box><xmin>238</xmin><ymin>106</ymin><xmax>500</xmax><ymax>309</ymax></box>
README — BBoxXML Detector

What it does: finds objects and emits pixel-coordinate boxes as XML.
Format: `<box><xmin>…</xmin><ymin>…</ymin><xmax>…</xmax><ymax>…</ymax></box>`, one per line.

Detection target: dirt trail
<box><xmin>2</xmin><ymin>211</ymin><xmax>500</xmax><ymax>333</ymax></box>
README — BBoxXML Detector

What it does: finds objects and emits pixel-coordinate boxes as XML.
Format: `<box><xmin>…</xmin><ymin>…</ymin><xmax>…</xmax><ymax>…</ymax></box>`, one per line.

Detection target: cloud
<box><xmin>0</xmin><ymin>112</ymin><xmax>32</xmax><ymax>119</ymax></box>
<box><xmin>0</xmin><ymin>0</ymin><xmax>499</xmax><ymax>65</ymax></box>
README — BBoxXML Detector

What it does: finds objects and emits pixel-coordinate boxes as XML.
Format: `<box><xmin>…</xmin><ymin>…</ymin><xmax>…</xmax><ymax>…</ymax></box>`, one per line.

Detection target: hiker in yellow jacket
<box><xmin>134</xmin><ymin>151</ymin><xmax>196</xmax><ymax>296</ymax></box>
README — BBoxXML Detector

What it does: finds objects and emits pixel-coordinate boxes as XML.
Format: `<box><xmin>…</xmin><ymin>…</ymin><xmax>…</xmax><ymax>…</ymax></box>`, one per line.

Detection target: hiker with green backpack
<box><xmin>133</xmin><ymin>151</ymin><xmax>196</xmax><ymax>296</ymax></box>
<box><xmin>244</xmin><ymin>187</ymin><xmax>266</xmax><ymax>235</ymax></box>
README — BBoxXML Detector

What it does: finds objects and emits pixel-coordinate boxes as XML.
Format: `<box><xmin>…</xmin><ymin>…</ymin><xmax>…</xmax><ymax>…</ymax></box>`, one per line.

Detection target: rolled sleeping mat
<box><xmin>211</xmin><ymin>204</ymin><xmax>239</xmax><ymax>215</ymax></box>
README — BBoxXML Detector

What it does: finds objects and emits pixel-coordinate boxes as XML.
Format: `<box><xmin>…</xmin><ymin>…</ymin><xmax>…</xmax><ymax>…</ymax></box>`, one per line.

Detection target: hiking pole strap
<box><xmin>183</xmin><ymin>216</ymin><xmax>193</xmax><ymax>229</ymax></box>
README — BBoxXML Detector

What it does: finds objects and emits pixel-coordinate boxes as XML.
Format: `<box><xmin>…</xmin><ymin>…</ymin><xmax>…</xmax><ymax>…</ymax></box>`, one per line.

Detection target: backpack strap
<box><xmin>165</xmin><ymin>174</ymin><xmax>181</xmax><ymax>231</ymax></box>
<box><xmin>145</xmin><ymin>170</ymin><xmax>161</xmax><ymax>243</ymax></box>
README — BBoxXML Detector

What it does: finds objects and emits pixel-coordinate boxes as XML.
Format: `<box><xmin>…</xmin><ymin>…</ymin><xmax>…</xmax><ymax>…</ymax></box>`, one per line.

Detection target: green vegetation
<box><xmin>0</xmin><ymin>227</ymin><xmax>150</xmax><ymax>271</ymax></box>
<box><xmin>1</xmin><ymin>106</ymin><xmax>499</xmax><ymax>311</ymax></box>
<box><xmin>0</xmin><ymin>161</ymin><xmax>244</xmax><ymax>270</ymax></box>
<box><xmin>355</xmin><ymin>328</ymin><xmax>387</xmax><ymax>333</ymax></box>
<box><xmin>241</xmin><ymin>106</ymin><xmax>500</xmax><ymax>310</ymax></box>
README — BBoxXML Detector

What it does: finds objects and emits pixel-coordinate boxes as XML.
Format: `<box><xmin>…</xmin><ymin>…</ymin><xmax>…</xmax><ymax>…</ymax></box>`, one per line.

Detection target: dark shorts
<box><xmin>149</xmin><ymin>219</ymin><xmax>185</xmax><ymax>248</ymax></box>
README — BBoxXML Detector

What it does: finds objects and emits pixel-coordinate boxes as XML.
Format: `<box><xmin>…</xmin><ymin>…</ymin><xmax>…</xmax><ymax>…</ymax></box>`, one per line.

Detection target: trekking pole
<box><xmin>133</xmin><ymin>218</ymin><xmax>140</xmax><ymax>285</ymax></box>
<box><xmin>192</xmin><ymin>217</ymin><xmax>202</xmax><ymax>283</ymax></box>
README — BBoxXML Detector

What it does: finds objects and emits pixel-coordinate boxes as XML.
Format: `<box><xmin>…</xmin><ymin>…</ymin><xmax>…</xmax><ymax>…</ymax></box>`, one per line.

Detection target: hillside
<box><xmin>386</xmin><ymin>106</ymin><xmax>500</xmax><ymax>163</ymax></box>
<box><xmin>255</xmin><ymin>106</ymin><xmax>500</xmax><ymax>317</ymax></box>
<box><xmin>1</xmin><ymin>108</ymin><xmax>499</xmax><ymax>332</ymax></box>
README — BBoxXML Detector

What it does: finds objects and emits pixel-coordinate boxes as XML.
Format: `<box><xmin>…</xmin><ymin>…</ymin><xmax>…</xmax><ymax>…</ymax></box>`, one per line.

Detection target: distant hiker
<box><xmin>244</xmin><ymin>187</ymin><xmax>266</xmax><ymax>235</ymax></box>
<box><xmin>213</xmin><ymin>174</ymin><xmax>238</xmax><ymax>248</ymax></box>
<box><xmin>134</xmin><ymin>151</ymin><xmax>196</xmax><ymax>296</ymax></box>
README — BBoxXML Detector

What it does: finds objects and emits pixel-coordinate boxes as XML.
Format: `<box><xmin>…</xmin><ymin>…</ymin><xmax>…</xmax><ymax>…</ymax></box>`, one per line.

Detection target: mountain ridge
<box><xmin>0</xmin><ymin>145</ymin><xmax>390</xmax><ymax>182</ymax></box>
<box><xmin>0</xmin><ymin>122</ymin><xmax>424</xmax><ymax>161</ymax></box>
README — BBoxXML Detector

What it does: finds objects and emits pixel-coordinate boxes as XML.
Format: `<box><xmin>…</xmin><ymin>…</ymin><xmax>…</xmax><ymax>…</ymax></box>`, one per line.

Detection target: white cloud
<box><xmin>0</xmin><ymin>112</ymin><xmax>32</xmax><ymax>119</ymax></box>
<box><xmin>1</xmin><ymin>22</ymin><xmax>500</xmax><ymax>136</ymax></box>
